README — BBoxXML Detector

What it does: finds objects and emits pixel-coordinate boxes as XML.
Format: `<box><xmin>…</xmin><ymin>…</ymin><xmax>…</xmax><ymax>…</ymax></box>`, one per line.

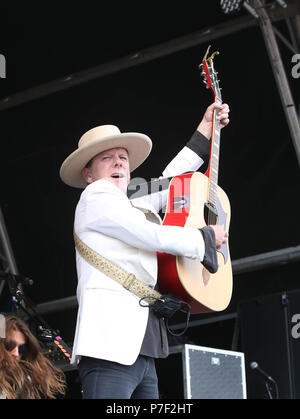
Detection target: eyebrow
<box><xmin>101</xmin><ymin>151</ymin><xmax>128</xmax><ymax>157</ymax></box>
<box><xmin>85</xmin><ymin>150</ymin><xmax>129</xmax><ymax>168</ymax></box>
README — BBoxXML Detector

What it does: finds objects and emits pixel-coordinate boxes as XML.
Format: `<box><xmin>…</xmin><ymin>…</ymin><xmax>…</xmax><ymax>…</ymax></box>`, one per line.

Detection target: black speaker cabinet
<box><xmin>182</xmin><ymin>344</ymin><xmax>247</xmax><ymax>399</ymax></box>
<box><xmin>238</xmin><ymin>289</ymin><xmax>300</xmax><ymax>399</ymax></box>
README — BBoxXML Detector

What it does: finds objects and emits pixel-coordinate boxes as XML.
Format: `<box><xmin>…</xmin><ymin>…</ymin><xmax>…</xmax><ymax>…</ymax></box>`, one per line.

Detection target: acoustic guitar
<box><xmin>157</xmin><ymin>46</ymin><xmax>232</xmax><ymax>314</ymax></box>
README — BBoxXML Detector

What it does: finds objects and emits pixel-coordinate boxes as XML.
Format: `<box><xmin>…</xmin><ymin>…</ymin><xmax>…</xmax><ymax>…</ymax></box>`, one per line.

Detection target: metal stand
<box><xmin>2</xmin><ymin>272</ymin><xmax>72</xmax><ymax>364</ymax></box>
<box><xmin>0</xmin><ymin>206</ymin><xmax>22</xmax><ymax>301</ymax></box>
<box><xmin>281</xmin><ymin>292</ymin><xmax>296</xmax><ymax>399</ymax></box>
<box><xmin>252</xmin><ymin>0</ymin><xmax>300</xmax><ymax>166</ymax></box>
<box><xmin>265</xmin><ymin>380</ymin><xmax>274</xmax><ymax>399</ymax></box>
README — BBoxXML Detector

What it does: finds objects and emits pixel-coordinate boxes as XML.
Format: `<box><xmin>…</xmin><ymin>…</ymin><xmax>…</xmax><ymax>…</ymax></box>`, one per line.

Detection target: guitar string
<box><xmin>208</xmin><ymin>109</ymin><xmax>218</xmax><ymax>226</ymax></box>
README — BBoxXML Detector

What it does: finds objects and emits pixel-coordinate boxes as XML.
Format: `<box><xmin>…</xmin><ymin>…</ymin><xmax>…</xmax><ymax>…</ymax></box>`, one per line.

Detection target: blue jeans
<box><xmin>78</xmin><ymin>355</ymin><xmax>159</xmax><ymax>399</ymax></box>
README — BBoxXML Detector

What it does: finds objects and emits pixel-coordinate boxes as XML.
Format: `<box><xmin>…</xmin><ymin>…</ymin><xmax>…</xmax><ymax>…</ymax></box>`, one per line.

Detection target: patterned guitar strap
<box><xmin>73</xmin><ymin>232</ymin><xmax>190</xmax><ymax>335</ymax></box>
<box><xmin>73</xmin><ymin>231</ymin><xmax>161</xmax><ymax>303</ymax></box>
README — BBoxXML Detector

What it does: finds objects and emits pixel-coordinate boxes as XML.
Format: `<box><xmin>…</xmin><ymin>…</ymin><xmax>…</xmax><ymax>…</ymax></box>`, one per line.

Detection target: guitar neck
<box><xmin>200</xmin><ymin>45</ymin><xmax>223</xmax><ymax>210</ymax></box>
<box><xmin>207</xmin><ymin>96</ymin><xmax>222</xmax><ymax>208</ymax></box>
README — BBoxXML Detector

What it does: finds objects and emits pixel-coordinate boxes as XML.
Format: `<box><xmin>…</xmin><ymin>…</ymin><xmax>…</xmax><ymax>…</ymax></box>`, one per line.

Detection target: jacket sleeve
<box><xmin>138</xmin><ymin>130</ymin><xmax>211</xmax><ymax>213</ymax></box>
<box><xmin>162</xmin><ymin>130</ymin><xmax>210</xmax><ymax>177</ymax></box>
<box><xmin>81</xmin><ymin>183</ymin><xmax>206</xmax><ymax>261</ymax></box>
<box><xmin>199</xmin><ymin>226</ymin><xmax>219</xmax><ymax>273</ymax></box>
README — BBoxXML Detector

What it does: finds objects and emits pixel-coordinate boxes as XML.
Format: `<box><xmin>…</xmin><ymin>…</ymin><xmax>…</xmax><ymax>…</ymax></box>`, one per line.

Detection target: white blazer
<box><xmin>71</xmin><ymin>146</ymin><xmax>206</xmax><ymax>365</ymax></box>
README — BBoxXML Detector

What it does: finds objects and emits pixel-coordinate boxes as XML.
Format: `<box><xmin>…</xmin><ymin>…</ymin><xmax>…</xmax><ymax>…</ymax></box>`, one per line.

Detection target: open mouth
<box><xmin>111</xmin><ymin>173</ymin><xmax>125</xmax><ymax>179</ymax></box>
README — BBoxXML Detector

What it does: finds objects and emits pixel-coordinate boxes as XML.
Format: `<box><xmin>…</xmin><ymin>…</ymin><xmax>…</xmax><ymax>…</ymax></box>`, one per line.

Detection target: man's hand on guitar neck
<box><xmin>197</xmin><ymin>102</ymin><xmax>230</xmax><ymax>140</ymax></box>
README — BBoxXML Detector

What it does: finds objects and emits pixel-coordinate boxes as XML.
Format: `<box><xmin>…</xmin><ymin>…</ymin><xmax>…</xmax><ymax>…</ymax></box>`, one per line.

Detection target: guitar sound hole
<box><xmin>204</xmin><ymin>202</ymin><xmax>218</xmax><ymax>225</ymax></box>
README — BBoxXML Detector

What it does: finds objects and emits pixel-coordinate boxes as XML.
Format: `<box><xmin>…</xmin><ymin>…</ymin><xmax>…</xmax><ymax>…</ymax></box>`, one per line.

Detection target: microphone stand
<box><xmin>250</xmin><ymin>361</ymin><xmax>279</xmax><ymax>399</ymax></box>
<box><xmin>264</xmin><ymin>378</ymin><xmax>279</xmax><ymax>400</ymax></box>
<box><xmin>1</xmin><ymin>272</ymin><xmax>72</xmax><ymax>363</ymax></box>
<box><xmin>264</xmin><ymin>380</ymin><xmax>274</xmax><ymax>400</ymax></box>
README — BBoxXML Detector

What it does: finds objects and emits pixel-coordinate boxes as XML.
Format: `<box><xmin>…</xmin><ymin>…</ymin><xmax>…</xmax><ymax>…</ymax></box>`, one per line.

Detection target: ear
<box><xmin>82</xmin><ymin>167</ymin><xmax>93</xmax><ymax>184</ymax></box>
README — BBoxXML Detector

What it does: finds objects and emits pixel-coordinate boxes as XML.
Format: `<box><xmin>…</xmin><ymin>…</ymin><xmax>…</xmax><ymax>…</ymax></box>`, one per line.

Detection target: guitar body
<box><xmin>157</xmin><ymin>172</ymin><xmax>233</xmax><ymax>314</ymax></box>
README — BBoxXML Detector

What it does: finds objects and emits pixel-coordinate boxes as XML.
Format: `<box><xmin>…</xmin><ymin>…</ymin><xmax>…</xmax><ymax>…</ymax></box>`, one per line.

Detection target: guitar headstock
<box><xmin>199</xmin><ymin>45</ymin><xmax>222</xmax><ymax>102</ymax></box>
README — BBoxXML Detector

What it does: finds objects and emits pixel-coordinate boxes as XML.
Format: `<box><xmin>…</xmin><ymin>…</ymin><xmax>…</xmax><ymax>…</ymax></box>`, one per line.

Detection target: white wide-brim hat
<box><xmin>60</xmin><ymin>125</ymin><xmax>152</xmax><ymax>188</ymax></box>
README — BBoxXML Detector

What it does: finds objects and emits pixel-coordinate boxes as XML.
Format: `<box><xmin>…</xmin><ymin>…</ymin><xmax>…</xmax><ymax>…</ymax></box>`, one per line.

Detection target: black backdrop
<box><xmin>0</xmin><ymin>1</ymin><xmax>299</xmax><ymax>398</ymax></box>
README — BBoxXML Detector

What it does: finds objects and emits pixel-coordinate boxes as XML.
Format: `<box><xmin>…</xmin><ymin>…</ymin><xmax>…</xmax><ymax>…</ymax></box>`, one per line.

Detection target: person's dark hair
<box><xmin>0</xmin><ymin>315</ymin><xmax>66</xmax><ymax>399</ymax></box>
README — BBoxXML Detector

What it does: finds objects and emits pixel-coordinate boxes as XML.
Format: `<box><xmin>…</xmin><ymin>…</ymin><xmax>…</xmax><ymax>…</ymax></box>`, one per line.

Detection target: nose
<box><xmin>11</xmin><ymin>346</ymin><xmax>20</xmax><ymax>359</ymax></box>
<box><xmin>113</xmin><ymin>156</ymin><xmax>123</xmax><ymax>166</ymax></box>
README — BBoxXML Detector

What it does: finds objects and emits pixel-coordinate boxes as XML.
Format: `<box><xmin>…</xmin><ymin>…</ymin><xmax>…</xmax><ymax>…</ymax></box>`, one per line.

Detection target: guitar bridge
<box><xmin>204</xmin><ymin>202</ymin><xmax>218</xmax><ymax>225</ymax></box>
